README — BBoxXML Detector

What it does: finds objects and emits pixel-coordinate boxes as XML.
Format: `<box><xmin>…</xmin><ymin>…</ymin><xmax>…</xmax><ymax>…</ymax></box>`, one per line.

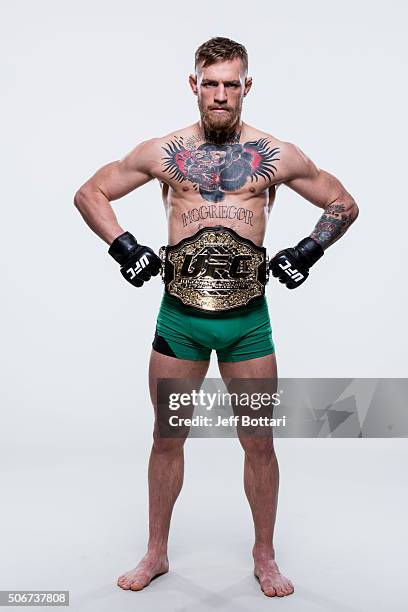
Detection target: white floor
<box><xmin>1</xmin><ymin>439</ymin><xmax>407</xmax><ymax>612</ymax></box>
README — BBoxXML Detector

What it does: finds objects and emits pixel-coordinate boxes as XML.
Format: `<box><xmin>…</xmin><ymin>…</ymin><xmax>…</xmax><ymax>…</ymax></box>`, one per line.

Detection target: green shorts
<box><xmin>152</xmin><ymin>293</ymin><xmax>275</xmax><ymax>362</ymax></box>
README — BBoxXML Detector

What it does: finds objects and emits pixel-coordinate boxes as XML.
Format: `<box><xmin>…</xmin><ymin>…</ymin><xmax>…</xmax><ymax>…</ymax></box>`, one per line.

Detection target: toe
<box><xmin>117</xmin><ymin>580</ymin><xmax>130</xmax><ymax>590</ymax></box>
<box><xmin>264</xmin><ymin>588</ymin><xmax>277</xmax><ymax>597</ymax></box>
<box><xmin>129</xmin><ymin>581</ymin><xmax>148</xmax><ymax>591</ymax></box>
<box><xmin>129</xmin><ymin>573</ymin><xmax>150</xmax><ymax>591</ymax></box>
<box><xmin>281</xmin><ymin>581</ymin><xmax>294</xmax><ymax>595</ymax></box>
<box><xmin>262</xmin><ymin>583</ymin><xmax>276</xmax><ymax>597</ymax></box>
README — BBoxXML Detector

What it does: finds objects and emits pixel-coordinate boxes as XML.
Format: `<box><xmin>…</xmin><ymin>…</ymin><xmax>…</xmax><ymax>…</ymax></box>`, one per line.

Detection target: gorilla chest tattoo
<box><xmin>161</xmin><ymin>136</ymin><xmax>280</xmax><ymax>203</ymax></box>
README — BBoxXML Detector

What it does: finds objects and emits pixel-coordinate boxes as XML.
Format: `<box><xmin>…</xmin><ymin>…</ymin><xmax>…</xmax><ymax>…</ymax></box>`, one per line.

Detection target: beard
<box><xmin>198</xmin><ymin>97</ymin><xmax>242</xmax><ymax>144</ymax></box>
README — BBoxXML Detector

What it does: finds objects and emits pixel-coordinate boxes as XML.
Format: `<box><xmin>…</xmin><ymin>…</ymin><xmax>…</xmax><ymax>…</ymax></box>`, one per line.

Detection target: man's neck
<box><xmin>198</xmin><ymin>119</ymin><xmax>243</xmax><ymax>145</ymax></box>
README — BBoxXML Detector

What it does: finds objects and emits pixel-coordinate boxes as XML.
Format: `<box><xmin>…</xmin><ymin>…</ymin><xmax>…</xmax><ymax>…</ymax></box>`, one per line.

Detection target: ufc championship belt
<box><xmin>159</xmin><ymin>226</ymin><xmax>269</xmax><ymax>313</ymax></box>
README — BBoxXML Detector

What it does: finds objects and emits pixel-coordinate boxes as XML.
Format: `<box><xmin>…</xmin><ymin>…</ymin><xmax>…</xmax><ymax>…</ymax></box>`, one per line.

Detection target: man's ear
<box><xmin>189</xmin><ymin>73</ymin><xmax>198</xmax><ymax>95</ymax></box>
<box><xmin>243</xmin><ymin>76</ymin><xmax>253</xmax><ymax>97</ymax></box>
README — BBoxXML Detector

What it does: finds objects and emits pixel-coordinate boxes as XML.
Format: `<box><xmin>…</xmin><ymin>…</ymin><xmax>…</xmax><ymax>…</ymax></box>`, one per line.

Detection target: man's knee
<box><xmin>240</xmin><ymin>436</ymin><xmax>275</xmax><ymax>463</ymax></box>
<box><xmin>152</xmin><ymin>429</ymin><xmax>187</xmax><ymax>454</ymax></box>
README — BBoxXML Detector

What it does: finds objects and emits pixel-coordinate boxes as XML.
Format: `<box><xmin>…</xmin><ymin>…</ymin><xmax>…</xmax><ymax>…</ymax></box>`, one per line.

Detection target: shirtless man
<box><xmin>74</xmin><ymin>37</ymin><xmax>359</xmax><ymax>598</ymax></box>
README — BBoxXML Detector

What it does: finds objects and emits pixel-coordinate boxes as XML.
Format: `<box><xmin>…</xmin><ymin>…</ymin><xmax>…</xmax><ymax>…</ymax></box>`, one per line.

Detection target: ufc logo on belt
<box><xmin>125</xmin><ymin>254</ymin><xmax>150</xmax><ymax>279</ymax></box>
<box><xmin>279</xmin><ymin>258</ymin><xmax>304</xmax><ymax>283</ymax></box>
<box><xmin>181</xmin><ymin>254</ymin><xmax>252</xmax><ymax>278</ymax></box>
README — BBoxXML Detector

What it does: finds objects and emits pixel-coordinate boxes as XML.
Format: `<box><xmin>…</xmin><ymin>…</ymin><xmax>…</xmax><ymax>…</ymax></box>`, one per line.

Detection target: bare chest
<box><xmin>153</xmin><ymin>135</ymin><xmax>279</xmax><ymax>244</ymax></box>
<box><xmin>154</xmin><ymin>135</ymin><xmax>280</xmax><ymax>201</ymax></box>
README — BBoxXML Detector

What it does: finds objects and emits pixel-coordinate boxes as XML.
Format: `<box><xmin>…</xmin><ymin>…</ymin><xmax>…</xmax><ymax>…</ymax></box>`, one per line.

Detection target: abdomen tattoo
<box><xmin>161</xmin><ymin>137</ymin><xmax>280</xmax><ymax>203</ymax></box>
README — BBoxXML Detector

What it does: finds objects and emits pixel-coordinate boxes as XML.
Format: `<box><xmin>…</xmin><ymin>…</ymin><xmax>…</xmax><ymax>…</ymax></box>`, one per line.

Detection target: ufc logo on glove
<box><xmin>278</xmin><ymin>259</ymin><xmax>305</xmax><ymax>283</ymax></box>
<box><xmin>126</xmin><ymin>254</ymin><xmax>150</xmax><ymax>279</ymax></box>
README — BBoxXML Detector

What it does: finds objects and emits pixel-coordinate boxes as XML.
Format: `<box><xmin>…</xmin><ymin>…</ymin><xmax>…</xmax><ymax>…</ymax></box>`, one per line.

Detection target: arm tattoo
<box><xmin>310</xmin><ymin>203</ymin><xmax>353</xmax><ymax>249</ymax></box>
<box><xmin>161</xmin><ymin>136</ymin><xmax>280</xmax><ymax>203</ymax></box>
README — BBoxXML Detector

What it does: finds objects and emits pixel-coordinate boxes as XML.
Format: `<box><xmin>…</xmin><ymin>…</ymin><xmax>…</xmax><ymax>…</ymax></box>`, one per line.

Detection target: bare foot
<box><xmin>117</xmin><ymin>551</ymin><xmax>169</xmax><ymax>591</ymax></box>
<box><xmin>254</xmin><ymin>555</ymin><xmax>294</xmax><ymax>597</ymax></box>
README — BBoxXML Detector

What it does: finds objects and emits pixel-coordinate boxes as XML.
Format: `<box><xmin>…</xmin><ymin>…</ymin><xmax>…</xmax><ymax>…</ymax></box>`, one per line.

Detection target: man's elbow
<box><xmin>348</xmin><ymin>200</ymin><xmax>359</xmax><ymax>225</ymax></box>
<box><xmin>73</xmin><ymin>186</ymin><xmax>90</xmax><ymax>213</ymax></box>
<box><xmin>339</xmin><ymin>196</ymin><xmax>359</xmax><ymax>226</ymax></box>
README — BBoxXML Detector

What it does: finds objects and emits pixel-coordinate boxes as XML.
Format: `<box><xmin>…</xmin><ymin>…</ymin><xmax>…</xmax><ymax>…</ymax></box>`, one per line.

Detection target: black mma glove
<box><xmin>108</xmin><ymin>231</ymin><xmax>161</xmax><ymax>288</ymax></box>
<box><xmin>269</xmin><ymin>237</ymin><xmax>324</xmax><ymax>289</ymax></box>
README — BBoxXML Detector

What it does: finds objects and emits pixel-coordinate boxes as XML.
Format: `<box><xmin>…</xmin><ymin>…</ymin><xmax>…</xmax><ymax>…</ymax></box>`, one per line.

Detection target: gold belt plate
<box><xmin>163</xmin><ymin>227</ymin><xmax>267</xmax><ymax>312</ymax></box>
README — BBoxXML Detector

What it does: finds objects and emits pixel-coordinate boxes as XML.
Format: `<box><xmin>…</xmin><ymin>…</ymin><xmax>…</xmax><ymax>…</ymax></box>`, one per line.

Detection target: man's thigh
<box><xmin>218</xmin><ymin>353</ymin><xmax>278</xmax><ymax>442</ymax></box>
<box><xmin>218</xmin><ymin>352</ymin><xmax>277</xmax><ymax>379</ymax></box>
<box><xmin>149</xmin><ymin>349</ymin><xmax>210</xmax><ymax>408</ymax></box>
<box><xmin>149</xmin><ymin>349</ymin><xmax>211</xmax><ymax>444</ymax></box>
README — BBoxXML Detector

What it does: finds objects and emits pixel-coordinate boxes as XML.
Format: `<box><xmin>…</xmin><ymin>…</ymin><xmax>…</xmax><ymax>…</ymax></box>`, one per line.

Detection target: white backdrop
<box><xmin>1</xmin><ymin>2</ymin><xmax>407</xmax><ymax>611</ymax></box>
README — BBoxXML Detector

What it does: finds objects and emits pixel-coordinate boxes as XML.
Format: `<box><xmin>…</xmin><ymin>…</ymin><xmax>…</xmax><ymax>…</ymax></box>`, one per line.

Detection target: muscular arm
<box><xmin>74</xmin><ymin>139</ymin><xmax>158</xmax><ymax>244</ymax></box>
<box><xmin>281</xmin><ymin>143</ymin><xmax>359</xmax><ymax>249</ymax></box>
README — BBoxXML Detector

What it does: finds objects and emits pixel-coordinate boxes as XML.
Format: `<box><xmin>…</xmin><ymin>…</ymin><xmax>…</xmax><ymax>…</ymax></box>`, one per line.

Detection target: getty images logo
<box><xmin>125</xmin><ymin>254</ymin><xmax>150</xmax><ymax>280</ymax></box>
<box><xmin>279</xmin><ymin>258</ymin><xmax>304</xmax><ymax>283</ymax></box>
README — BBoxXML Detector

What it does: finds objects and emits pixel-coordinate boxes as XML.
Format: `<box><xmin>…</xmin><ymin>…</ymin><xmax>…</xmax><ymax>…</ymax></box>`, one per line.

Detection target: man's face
<box><xmin>189</xmin><ymin>58</ymin><xmax>252</xmax><ymax>135</ymax></box>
